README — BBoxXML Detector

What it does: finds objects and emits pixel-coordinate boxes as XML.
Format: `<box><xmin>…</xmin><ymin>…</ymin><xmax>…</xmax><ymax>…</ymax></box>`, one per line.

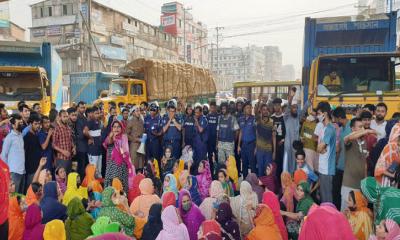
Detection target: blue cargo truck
<box><xmin>0</xmin><ymin>41</ymin><xmax>63</xmax><ymax>114</ymax></box>
<box><xmin>69</xmin><ymin>72</ymin><xmax>118</xmax><ymax>105</ymax></box>
<box><xmin>302</xmin><ymin>12</ymin><xmax>397</xmax><ymax>109</ymax></box>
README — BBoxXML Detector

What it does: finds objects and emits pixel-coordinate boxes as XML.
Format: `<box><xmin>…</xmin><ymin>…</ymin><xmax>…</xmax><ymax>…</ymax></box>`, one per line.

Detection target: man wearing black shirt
<box><xmin>76</xmin><ymin>101</ymin><xmax>88</xmax><ymax>178</ymax></box>
<box><xmin>84</xmin><ymin>107</ymin><xmax>103</xmax><ymax>178</ymax></box>
<box><xmin>24</xmin><ymin>114</ymin><xmax>44</xmax><ymax>191</ymax></box>
<box><xmin>271</xmin><ymin>98</ymin><xmax>286</xmax><ymax>183</ymax></box>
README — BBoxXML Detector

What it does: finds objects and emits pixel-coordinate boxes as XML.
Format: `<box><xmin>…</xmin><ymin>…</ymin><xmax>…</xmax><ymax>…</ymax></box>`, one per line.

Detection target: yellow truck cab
<box><xmin>94</xmin><ymin>77</ymin><xmax>147</xmax><ymax>112</ymax></box>
<box><xmin>0</xmin><ymin>66</ymin><xmax>52</xmax><ymax>115</ymax></box>
<box><xmin>308</xmin><ymin>52</ymin><xmax>400</xmax><ymax>118</ymax></box>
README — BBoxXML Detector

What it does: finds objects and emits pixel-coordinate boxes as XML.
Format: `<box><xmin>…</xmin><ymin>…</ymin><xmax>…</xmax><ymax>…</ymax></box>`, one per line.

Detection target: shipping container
<box><xmin>70</xmin><ymin>72</ymin><xmax>118</xmax><ymax>104</ymax></box>
<box><xmin>302</xmin><ymin>12</ymin><xmax>397</xmax><ymax>101</ymax></box>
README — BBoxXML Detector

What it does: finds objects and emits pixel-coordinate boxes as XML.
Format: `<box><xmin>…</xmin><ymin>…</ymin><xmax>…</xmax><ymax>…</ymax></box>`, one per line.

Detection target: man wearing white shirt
<box><xmin>370</xmin><ymin>103</ymin><xmax>387</xmax><ymax>141</ymax></box>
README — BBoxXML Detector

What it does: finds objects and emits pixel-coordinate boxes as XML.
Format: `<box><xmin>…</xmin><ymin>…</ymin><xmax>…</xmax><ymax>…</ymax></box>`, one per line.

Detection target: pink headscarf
<box><xmin>299</xmin><ymin>204</ymin><xmax>356</xmax><ymax>240</ymax></box>
<box><xmin>262</xmin><ymin>191</ymin><xmax>288</xmax><ymax>240</ymax></box>
<box><xmin>157</xmin><ymin>205</ymin><xmax>190</xmax><ymax>240</ymax></box>
<box><xmin>23</xmin><ymin>204</ymin><xmax>45</xmax><ymax>240</ymax></box>
<box><xmin>196</xmin><ymin>160</ymin><xmax>212</xmax><ymax>200</ymax></box>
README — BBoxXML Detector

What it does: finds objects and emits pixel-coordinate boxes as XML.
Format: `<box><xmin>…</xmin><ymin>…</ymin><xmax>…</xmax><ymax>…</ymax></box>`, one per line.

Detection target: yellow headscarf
<box><xmin>173</xmin><ymin>159</ymin><xmax>185</xmax><ymax>190</ymax></box>
<box><xmin>227</xmin><ymin>155</ymin><xmax>239</xmax><ymax>189</ymax></box>
<box><xmin>153</xmin><ymin>159</ymin><xmax>160</xmax><ymax>178</ymax></box>
<box><xmin>62</xmin><ymin>172</ymin><xmax>88</xmax><ymax>205</ymax></box>
<box><xmin>43</xmin><ymin>219</ymin><xmax>66</xmax><ymax>240</ymax></box>
<box><xmin>112</xmin><ymin>178</ymin><xmax>123</xmax><ymax>192</ymax></box>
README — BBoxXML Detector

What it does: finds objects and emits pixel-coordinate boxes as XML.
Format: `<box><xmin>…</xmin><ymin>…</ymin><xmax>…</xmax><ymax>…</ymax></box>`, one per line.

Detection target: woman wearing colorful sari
<box><xmin>179</xmin><ymin>189</ymin><xmax>206</xmax><ymax>240</ymax></box>
<box><xmin>344</xmin><ymin>190</ymin><xmax>373</xmax><ymax>240</ymax></box>
<box><xmin>65</xmin><ymin>197</ymin><xmax>94</xmax><ymax>240</ymax></box>
<box><xmin>161</xmin><ymin>191</ymin><xmax>176</xmax><ymax>209</ymax></box>
<box><xmin>281</xmin><ymin>181</ymin><xmax>315</xmax><ymax>240</ymax></box>
<box><xmin>226</xmin><ymin>156</ymin><xmax>239</xmax><ymax>191</ymax></box>
<box><xmin>215</xmin><ymin>202</ymin><xmax>241</xmax><ymax>240</ymax></box>
<box><xmin>156</xmin><ymin>205</ymin><xmax>190</xmax><ymax>240</ymax></box>
<box><xmin>374</xmin><ymin>122</ymin><xmax>400</xmax><ymax>187</ymax></box>
<box><xmin>62</xmin><ymin>172</ymin><xmax>88</xmax><ymax>206</ymax></box>
<box><xmin>246</xmin><ymin>204</ymin><xmax>282</xmax><ymax>240</ymax></box>
<box><xmin>23</xmin><ymin>204</ymin><xmax>45</xmax><ymax>240</ymax></box>
<box><xmin>280</xmin><ymin>171</ymin><xmax>296</xmax><ymax>213</ymax></box>
<box><xmin>130</xmin><ymin>178</ymin><xmax>161</xmax><ymax>219</ymax></box>
<box><xmin>143</xmin><ymin>162</ymin><xmax>162</xmax><ymax>197</ymax></box>
<box><xmin>361</xmin><ymin>177</ymin><xmax>400</xmax><ymax>224</ymax></box>
<box><xmin>103</xmin><ymin>120</ymin><xmax>135</xmax><ymax>194</ymax></box>
<box><xmin>299</xmin><ymin>204</ymin><xmax>356</xmax><ymax>240</ymax></box>
<box><xmin>180</xmin><ymin>170</ymin><xmax>203</xmax><ymax>206</ymax></box>
<box><xmin>230</xmin><ymin>181</ymin><xmax>258</xmax><ymax>238</ymax></box>
<box><xmin>40</xmin><ymin>181</ymin><xmax>67</xmax><ymax>224</ymax></box>
<box><xmin>246</xmin><ymin>173</ymin><xmax>264</xmax><ymax>203</ymax></box>
<box><xmin>368</xmin><ymin>219</ymin><xmax>400</xmax><ymax>240</ymax></box>
<box><xmin>199</xmin><ymin>180</ymin><xmax>225</xmax><ymax>220</ymax></box>
<box><xmin>128</xmin><ymin>173</ymin><xmax>145</xmax><ymax>204</ymax></box>
<box><xmin>162</xmin><ymin>173</ymin><xmax>179</xmax><ymax>200</ymax></box>
<box><xmin>43</xmin><ymin>219</ymin><xmax>66</xmax><ymax>240</ymax></box>
<box><xmin>8</xmin><ymin>196</ymin><xmax>25</xmax><ymax>240</ymax></box>
<box><xmin>196</xmin><ymin>160</ymin><xmax>212</xmax><ymax>200</ymax></box>
<box><xmin>98</xmin><ymin>187</ymin><xmax>135</xmax><ymax>236</ymax></box>
<box><xmin>81</xmin><ymin>164</ymin><xmax>103</xmax><ymax>192</ymax></box>
<box><xmin>263</xmin><ymin>191</ymin><xmax>288</xmax><ymax>240</ymax></box>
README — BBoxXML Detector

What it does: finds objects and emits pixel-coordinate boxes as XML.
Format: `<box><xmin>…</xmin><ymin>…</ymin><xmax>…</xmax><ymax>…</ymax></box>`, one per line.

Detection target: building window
<box><xmin>179</xmin><ymin>19</ymin><xmax>182</xmax><ymax>28</ymax></box>
<box><xmin>63</xmin><ymin>4</ymin><xmax>72</xmax><ymax>16</ymax></box>
<box><xmin>40</xmin><ymin>7</ymin><xmax>44</xmax><ymax>17</ymax></box>
<box><xmin>135</xmin><ymin>21</ymin><xmax>138</xmax><ymax>27</ymax></box>
<box><xmin>48</xmin><ymin>7</ymin><xmax>52</xmax><ymax>16</ymax></box>
<box><xmin>128</xmin><ymin>18</ymin><xmax>131</xmax><ymax>24</ymax></box>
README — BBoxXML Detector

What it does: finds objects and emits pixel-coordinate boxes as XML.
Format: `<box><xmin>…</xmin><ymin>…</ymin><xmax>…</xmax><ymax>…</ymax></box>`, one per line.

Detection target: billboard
<box><xmin>96</xmin><ymin>45</ymin><xmax>127</xmax><ymax>61</ymax></box>
<box><xmin>161</xmin><ymin>15</ymin><xmax>175</xmax><ymax>27</ymax></box>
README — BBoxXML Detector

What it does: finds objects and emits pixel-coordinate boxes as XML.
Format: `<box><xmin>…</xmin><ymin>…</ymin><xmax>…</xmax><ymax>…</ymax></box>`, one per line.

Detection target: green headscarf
<box><xmin>65</xmin><ymin>197</ymin><xmax>95</xmax><ymax>240</ymax></box>
<box><xmin>361</xmin><ymin>177</ymin><xmax>400</xmax><ymax>224</ymax></box>
<box><xmin>98</xmin><ymin>187</ymin><xmax>135</xmax><ymax>236</ymax></box>
<box><xmin>296</xmin><ymin>181</ymin><xmax>314</xmax><ymax>216</ymax></box>
<box><xmin>89</xmin><ymin>216</ymin><xmax>121</xmax><ymax>238</ymax></box>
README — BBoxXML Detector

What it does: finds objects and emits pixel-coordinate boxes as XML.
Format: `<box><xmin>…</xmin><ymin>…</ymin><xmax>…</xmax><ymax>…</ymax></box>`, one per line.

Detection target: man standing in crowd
<box><xmin>234</xmin><ymin>98</ymin><xmax>244</xmax><ymax>175</ymax></box>
<box><xmin>127</xmin><ymin>106</ymin><xmax>145</xmax><ymax>169</ymax></box>
<box><xmin>38</xmin><ymin>116</ymin><xmax>54</xmax><ymax>172</ymax></box>
<box><xmin>121</xmin><ymin>108</ymin><xmax>130</xmax><ymax>129</ymax></box>
<box><xmin>76</xmin><ymin>101</ymin><xmax>88</xmax><ymax>178</ymax></box>
<box><xmin>84</xmin><ymin>107</ymin><xmax>103</xmax><ymax>178</ymax></box>
<box><xmin>255</xmin><ymin>96</ymin><xmax>275</xmax><ymax>177</ymax></box>
<box><xmin>238</xmin><ymin>101</ymin><xmax>256</xmax><ymax>178</ymax></box>
<box><xmin>360</xmin><ymin>111</ymin><xmax>378</xmax><ymax>176</ymax></box>
<box><xmin>207</xmin><ymin>101</ymin><xmax>219</xmax><ymax>170</ymax></box>
<box><xmin>217</xmin><ymin>102</ymin><xmax>239</xmax><ymax>165</ymax></box>
<box><xmin>332</xmin><ymin>107</ymin><xmax>350</xmax><ymax>210</ymax></box>
<box><xmin>18</xmin><ymin>104</ymin><xmax>30</xmax><ymax>131</ymax></box>
<box><xmin>32</xmin><ymin>103</ymin><xmax>42</xmax><ymax>115</ymax></box>
<box><xmin>316</xmin><ymin>101</ymin><xmax>336</xmax><ymax>203</ymax></box>
<box><xmin>1</xmin><ymin>114</ymin><xmax>24</xmax><ymax>194</ymax></box>
<box><xmin>193</xmin><ymin>106</ymin><xmax>208</xmax><ymax>166</ymax></box>
<box><xmin>67</xmin><ymin>107</ymin><xmax>78</xmax><ymax>148</ymax></box>
<box><xmin>371</xmin><ymin>103</ymin><xmax>388</xmax><ymax>141</ymax></box>
<box><xmin>271</xmin><ymin>98</ymin><xmax>286</xmax><ymax>182</ymax></box>
<box><xmin>162</xmin><ymin>102</ymin><xmax>183</xmax><ymax>159</ymax></box>
<box><xmin>341</xmin><ymin>117</ymin><xmax>376</xmax><ymax>210</ymax></box>
<box><xmin>144</xmin><ymin>103</ymin><xmax>162</xmax><ymax>162</ymax></box>
<box><xmin>23</xmin><ymin>114</ymin><xmax>43</xmax><ymax>190</ymax></box>
<box><xmin>53</xmin><ymin>110</ymin><xmax>75</xmax><ymax>174</ymax></box>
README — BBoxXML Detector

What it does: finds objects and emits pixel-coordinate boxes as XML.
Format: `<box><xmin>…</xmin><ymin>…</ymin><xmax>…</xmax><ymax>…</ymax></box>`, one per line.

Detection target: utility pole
<box><xmin>215</xmin><ymin>26</ymin><xmax>223</xmax><ymax>75</ymax></box>
<box><xmin>183</xmin><ymin>7</ymin><xmax>192</xmax><ymax>63</ymax></box>
<box><xmin>88</xmin><ymin>0</ymin><xmax>93</xmax><ymax>71</ymax></box>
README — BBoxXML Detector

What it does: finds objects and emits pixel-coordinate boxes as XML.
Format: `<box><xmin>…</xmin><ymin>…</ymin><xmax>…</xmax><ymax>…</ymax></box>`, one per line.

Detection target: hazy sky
<box><xmin>17</xmin><ymin>0</ymin><xmax>359</xmax><ymax>76</ymax></box>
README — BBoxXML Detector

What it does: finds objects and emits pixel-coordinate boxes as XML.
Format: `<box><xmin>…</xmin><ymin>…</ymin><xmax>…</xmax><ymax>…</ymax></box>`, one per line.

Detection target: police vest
<box><xmin>218</xmin><ymin>115</ymin><xmax>235</xmax><ymax>143</ymax></box>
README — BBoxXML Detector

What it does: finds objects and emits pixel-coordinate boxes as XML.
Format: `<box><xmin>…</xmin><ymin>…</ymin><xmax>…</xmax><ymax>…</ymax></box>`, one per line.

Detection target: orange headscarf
<box><xmin>247</xmin><ymin>204</ymin><xmax>282</xmax><ymax>240</ymax></box>
<box><xmin>294</xmin><ymin>169</ymin><xmax>308</xmax><ymax>185</ymax></box>
<box><xmin>81</xmin><ymin>164</ymin><xmax>103</xmax><ymax>193</ymax></box>
<box><xmin>281</xmin><ymin>172</ymin><xmax>295</xmax><ymax>212</ymax></box>
<box><xmin>25</xmin><ymin>185</ymin><xmax>38</xmax><ymax>206</ymax></box>
<box><xmin>8</xmin><ymin>197</ymin><xmax>24</xmax><ymax>240</ymax></box>
<box><xmin>354</xmin><ymin>191</ymin><xmax>372</xmax><ymax>216</ymax></box>
<box><xmin>112</xmin><ymin>178</ymin><xmax>123</xmax><ymax>192</ymax></box>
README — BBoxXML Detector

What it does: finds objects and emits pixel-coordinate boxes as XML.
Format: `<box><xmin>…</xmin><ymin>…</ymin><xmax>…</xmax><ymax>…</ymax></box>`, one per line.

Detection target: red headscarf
<box><xmin>201</xmin><ymin>220</ymin><xmax>221</xmax><ymax>239</ymax></box>
<box><xmin>128</xmin><ymin>173</ymin><xmax>145</xmax><ymax>204</ymax></box>
<box><xmin>0</xmin><ymin>158</ymin><xmax>9</xmax><ymax>225</ymax></box>
<box><xmin>294</xmin><ymin>169</ymin><xmax>308</xmax><ymax>185</ymax></box>
<box><xmin>162</xmin><ymin>191</ymin><xmax>176</xmax><ymax>209</ymax></box>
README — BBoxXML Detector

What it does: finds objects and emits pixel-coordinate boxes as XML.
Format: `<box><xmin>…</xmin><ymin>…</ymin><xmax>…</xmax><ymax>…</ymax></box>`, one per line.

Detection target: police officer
<box><xmin>207</xmin><ymin>101</ymin><xmax>219</xmax><ymax>172</ymax></box>
<box><xmin>183</xmin><ymin>104</ymin><xmax>195</xmax><ymax>147</ymax></box>
<box><xmin>161</xmin><ymin>100</ymin><xmax>183</xmax><ymax>159</ymax></box>
<box><xmin>238</xmin><ymin>101</ymin><xmax>256</xmax><ymax>179</ymax></box>
<box><xmin>217</xmin><ymin>102</ymin><xmax>239</xmax><ymax>164</ymax></box>
<box><xmin>193</xmin><ymin>105</ymin><xmax>208</xmax><ymax>165</ymax></box>
<box><xmin>144</xmin><ymin>102</ymin><xmax>162</xmax><ymax>161</ymax></box>
<box><xmin>234</xmin><ymin>97</ymin><xmax>245</xmax><ymax>175</ymax></box>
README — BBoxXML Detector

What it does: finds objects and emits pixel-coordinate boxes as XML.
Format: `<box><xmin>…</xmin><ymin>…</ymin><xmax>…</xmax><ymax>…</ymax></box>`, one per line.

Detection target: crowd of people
<box><xmin>0</xmin><ymin>88</ymin><xmax>400</xmax><ymax>240</ymax></box>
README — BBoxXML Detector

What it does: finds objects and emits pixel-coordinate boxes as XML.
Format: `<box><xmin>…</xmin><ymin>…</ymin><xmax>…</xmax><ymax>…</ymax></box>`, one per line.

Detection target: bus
<box><xmin>233</xmin><ymin>80</ymin><xmax>302</xmax><ymax>103</ymax></box>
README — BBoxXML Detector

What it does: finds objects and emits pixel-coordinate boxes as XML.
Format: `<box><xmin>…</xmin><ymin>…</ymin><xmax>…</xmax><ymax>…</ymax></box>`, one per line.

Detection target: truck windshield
<box><xmin>109</xmin><ymin>82</ymin><xmax>127</xmax><ymax>96</ymax></box>
<box><xmin>317</xmin><ymin>56</ymin><xmax>398</xmax><ymax>96</ymax></box>
<box><xmin>0</xmin><ymin>71</ymin><xmax>42</xmax><ymax>101</ymax></box>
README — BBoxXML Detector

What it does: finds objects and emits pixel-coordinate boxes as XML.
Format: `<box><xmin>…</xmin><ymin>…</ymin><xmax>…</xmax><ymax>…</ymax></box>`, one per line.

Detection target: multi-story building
<box><xmin>30</xmin><ymin>0</ymin><xmax>178</xmax><ymax>77</ymax></box>
<box><xmin>208</xmin><ymin>45</ymin><xmax>266</xmax><ymax>90</ymax></box>
<box><xmin>264</xmin><ymin>46</ymin><xmax>282</xmax><ymax>81</ymax></box>
<box><xmin>161</xmin><ymin>2</ymin><xmax>208</xmax><ymax>67</ymax></box>
<box><xmin>0</xmin><ymin>0</ymin><xmax>27</xmax><ymax>41</ymax></box>
<box><xmin>280</xmin><ymin>64</ymin><xmax>295</xmax><ymax>81</ymax></box>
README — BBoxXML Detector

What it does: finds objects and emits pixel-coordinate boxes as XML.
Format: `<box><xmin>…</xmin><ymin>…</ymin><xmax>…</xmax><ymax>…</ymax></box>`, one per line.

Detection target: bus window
<box><xmin>131</xmin><ymin>83</ymin><xmax>143</xmax><ymax>96</ymax></box>
<box><xmin>277</xmin><ymin>86</ymin><xmax>288</xmax><ymax>99</ymax></box>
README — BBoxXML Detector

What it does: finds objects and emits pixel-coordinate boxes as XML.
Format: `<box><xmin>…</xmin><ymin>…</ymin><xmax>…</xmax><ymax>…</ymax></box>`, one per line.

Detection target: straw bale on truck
<box><xmin>125</xmin><ymin>58</ymin><xmax>216</xmax><ymax>102</ymax></box>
